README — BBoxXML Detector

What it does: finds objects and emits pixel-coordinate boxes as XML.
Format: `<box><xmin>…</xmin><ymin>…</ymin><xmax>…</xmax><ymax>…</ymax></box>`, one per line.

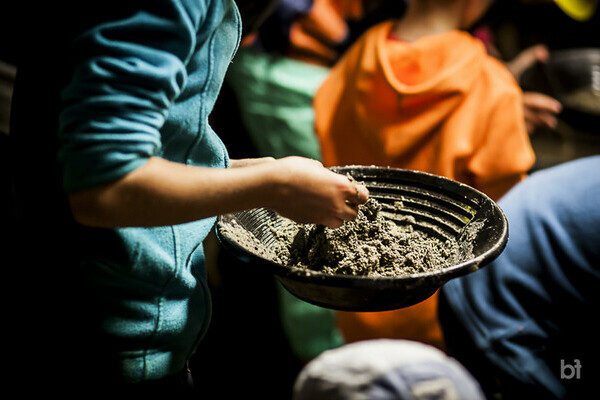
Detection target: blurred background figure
<box><xmin>314</xmin><ymin>0</ymin><xmax>535</xmax><ymax>355</ymax></box>
<box><xmin>314</xmin><ymin>0</ymin><xmax>535</xmax><ymax>200</ymax></box>
<box><xmin>293</xmin><ymin>339</ymin><xmax>485</xmax><ymax>400</ymax></box>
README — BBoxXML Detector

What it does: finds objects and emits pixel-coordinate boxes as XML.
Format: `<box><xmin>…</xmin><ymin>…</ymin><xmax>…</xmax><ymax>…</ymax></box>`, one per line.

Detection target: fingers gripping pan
<box><xmin>216</xmin><ymin>166</ymin><xmax>508</xmax><ymax>311</ymax></box>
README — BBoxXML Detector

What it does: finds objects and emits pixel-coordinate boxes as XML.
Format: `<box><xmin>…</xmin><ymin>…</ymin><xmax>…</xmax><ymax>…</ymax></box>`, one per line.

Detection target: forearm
<box><xmin>68</xmin><ymin>156</ymin><xmax>279</xmax><ymax>228</ymax></box>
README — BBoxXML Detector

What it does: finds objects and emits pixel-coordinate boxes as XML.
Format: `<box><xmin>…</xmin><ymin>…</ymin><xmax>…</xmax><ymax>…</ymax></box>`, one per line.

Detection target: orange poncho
<box><xmin>314</xmin><ymin>21</ymin><xmax>535</xmax><ymax>349</ymax></box>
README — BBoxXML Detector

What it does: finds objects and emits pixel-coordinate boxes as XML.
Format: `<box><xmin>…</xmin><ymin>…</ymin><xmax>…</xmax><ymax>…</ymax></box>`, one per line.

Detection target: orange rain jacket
<box><xmin>314</xmin><ymin>21</ymin><xmax>535</xmax><ymax>349</ymax></box>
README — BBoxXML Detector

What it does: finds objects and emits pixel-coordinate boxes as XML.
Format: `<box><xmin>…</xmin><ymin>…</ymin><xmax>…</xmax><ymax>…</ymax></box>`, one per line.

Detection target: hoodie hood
<box><xmin>381</xmin><ymin>28</ymin><xmax>485</xmax><ymax>99</ymax></box>
<box><xmin>314</xmin><ymin>21</ymin><xmax>534</xmax><ymax>200</ymax></box>
<box><xmin>316</xmin><ymin>22</ymin><xmax>488</xmax><ymax>160</ymax></box>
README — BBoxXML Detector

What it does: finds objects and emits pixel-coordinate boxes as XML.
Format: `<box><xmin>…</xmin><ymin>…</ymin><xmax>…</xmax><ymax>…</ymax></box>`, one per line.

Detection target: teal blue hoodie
<box><xmin>11</xmin><ymin>0</ymin><xmax>241</xmax><ymax>383</ymax></box>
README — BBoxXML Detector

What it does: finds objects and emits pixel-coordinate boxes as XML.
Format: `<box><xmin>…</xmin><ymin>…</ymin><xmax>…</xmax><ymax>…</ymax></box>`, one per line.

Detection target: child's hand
<box><xmin>522</xmin><ymin>91</ymin><xmax>562</xmax><ymax>133</ymax></box>
<box><xmin>267</xmin><ymin>157</ymin><xmax>369</xmax><ymax>228</ymax></box>
<box><xmin>505</xmin><ymin>44</ymin><xmax>562</xmax><ymax>133</ymax></box>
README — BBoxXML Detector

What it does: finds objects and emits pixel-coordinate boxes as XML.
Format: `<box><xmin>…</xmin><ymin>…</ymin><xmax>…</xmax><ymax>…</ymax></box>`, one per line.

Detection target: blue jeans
<box><xmin>438</xmin><ymin>156</ymin><xmax>600</xmax><ymax>399</ymax></box>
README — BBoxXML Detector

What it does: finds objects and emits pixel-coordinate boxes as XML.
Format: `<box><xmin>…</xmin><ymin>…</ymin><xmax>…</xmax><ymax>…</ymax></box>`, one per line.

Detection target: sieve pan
<box><xmin>216</xmin><ymin>166</ymin><xmax>508</xmax><ymax>311</ymax></box>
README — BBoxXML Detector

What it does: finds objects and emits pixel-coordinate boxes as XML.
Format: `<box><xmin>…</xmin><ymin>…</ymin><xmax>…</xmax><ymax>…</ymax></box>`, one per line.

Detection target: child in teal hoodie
<box><xmin>7</xmin><ymin>0</ymin><xmax>367</xmax><ymax>395</ymax></box>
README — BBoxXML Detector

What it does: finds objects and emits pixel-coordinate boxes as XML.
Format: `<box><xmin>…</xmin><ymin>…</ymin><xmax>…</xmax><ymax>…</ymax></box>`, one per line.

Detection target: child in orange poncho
<box><xmin>314</xmin><ymin>0</ymin><xmax>536</xmax><ymax>350</ymax></box>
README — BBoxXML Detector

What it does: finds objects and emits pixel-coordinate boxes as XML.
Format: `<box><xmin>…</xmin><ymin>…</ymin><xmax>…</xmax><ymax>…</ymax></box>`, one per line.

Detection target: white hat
<box><xmin>293</xmin><ymin>339</ymin><xmax>485</xmax><ymax>400</ymax></box>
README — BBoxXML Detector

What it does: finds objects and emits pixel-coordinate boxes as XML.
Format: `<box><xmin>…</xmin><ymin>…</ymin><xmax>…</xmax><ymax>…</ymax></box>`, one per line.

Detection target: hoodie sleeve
<box><xmin>468</xmin><ymin>63</ymin><xmax>536</xmax><ymax>201</ymax></box>
<box><xmin>58</xmin><ymin>0</ymin><xmax>203</xmax><ymax>194</ymax></box>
